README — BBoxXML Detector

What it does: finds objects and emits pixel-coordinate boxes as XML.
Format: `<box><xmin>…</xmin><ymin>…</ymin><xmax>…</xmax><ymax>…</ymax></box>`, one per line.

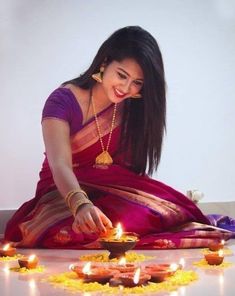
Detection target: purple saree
<box><xmin>4</xmin><ymin>88</ymin><xmax>234</xmax><ymax>249</ymax></box>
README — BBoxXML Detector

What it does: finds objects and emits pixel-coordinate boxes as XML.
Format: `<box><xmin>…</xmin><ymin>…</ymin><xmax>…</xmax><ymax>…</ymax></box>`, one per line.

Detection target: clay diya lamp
<box><xmin>204</xmin><ymin>250</ymin><xmax>224</xmax><ymax>265</ymax></box>
<box><xmin>112</xmin><ymin>268</ymin><xmax>150</xmax><ymax>287</ymax></box>
<box><xmin>144</xmin><ymin>264</ymin><xmax>170</xmax><ymax>282</ymax></box>
<box><xmin>18</xmin><ymin>254</ymin><xmax>39</xmax><ymax>269</ymax></box>
<box><xmin>0</xmin><ymin>243</ymin><xmax>16</xmax><ymax>257</ymax></box>
<box><xmin>84</xmin><ymin>267</ymin><xmax>118</xmax><ymax>284</ymax></box>
<box><xmin>147</xmin><ymin>263</ymin><xmax>179</xmax><ymax>276</ymax></box>
<box><xmin>109</xmin><ymin>257</ymin><xmax>137</xmax><ymax>273</ymax></box>
<box><xmin>209</xmin><ymin>240</ymin><xmax>225</xmax><ymax>252</ymax></box>
<box><xmin>99</xmin><ymin>223</ymin><xmax>139</xmax><ymax>259</ymax></box>
<box><xmin>71</xmin><ymin>262</ymin><xmax>118</xmax><ymax>284</ymax></box>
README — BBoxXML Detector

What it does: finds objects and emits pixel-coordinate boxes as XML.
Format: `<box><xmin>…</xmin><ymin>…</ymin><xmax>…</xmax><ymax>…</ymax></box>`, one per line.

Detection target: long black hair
<box><xmin>64</xmin><ymin>26</ymin><xmax>166</xmax><ymax>175</ymax></box>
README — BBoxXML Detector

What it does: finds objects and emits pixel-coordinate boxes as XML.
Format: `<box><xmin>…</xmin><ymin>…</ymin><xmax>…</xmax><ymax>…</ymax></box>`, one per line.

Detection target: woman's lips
<box><xmin>113</xmin><ymin>87</ymin><xmax>127</xmax><ymax>98</ymax></box>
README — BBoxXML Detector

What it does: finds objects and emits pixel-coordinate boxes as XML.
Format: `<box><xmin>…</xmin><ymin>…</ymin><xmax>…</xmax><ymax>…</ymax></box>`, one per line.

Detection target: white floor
<box><xmin>0</xmin><ymin>241</ymin><xmax>235</xmax><ymax>296</ymax></box>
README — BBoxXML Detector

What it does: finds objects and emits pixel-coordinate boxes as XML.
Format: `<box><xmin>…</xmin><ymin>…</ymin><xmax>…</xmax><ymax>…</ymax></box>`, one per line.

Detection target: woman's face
<box><xmin>101</xmin><ymin>58</ymin><xmax>144</xmax><ymax>104</ymax></box>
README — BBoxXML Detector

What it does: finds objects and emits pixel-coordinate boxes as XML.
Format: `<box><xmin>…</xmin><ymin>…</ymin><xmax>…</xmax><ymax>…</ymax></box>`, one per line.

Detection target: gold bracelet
<box><xmin>65</xmin><ymin>189</ymin><xmax>88</xmax><ymax>208</ymax></box>
<box><xmin>64</xmin><ymin>189</ymin><xmax>92</xmax><ymax>216</ymax></box>
<box><xmin>71</xmin><ymin>197</ymin><xmax>93</xmax><ymax>217</ymax></box>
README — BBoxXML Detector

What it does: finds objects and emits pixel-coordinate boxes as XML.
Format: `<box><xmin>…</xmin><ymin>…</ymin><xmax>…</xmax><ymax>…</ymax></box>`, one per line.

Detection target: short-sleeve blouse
<box><xmin>42</xmin><ymin>88</ymin><xmax>83</xmax><ymax>136</ymax></box>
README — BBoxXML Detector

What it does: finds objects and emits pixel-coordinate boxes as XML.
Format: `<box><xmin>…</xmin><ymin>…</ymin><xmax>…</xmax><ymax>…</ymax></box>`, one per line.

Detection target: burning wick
<box><xmin>115</xmin><ymin>223</ymin><xmax>123</xmax><ymax>240</ymax></box>
<box><xmin>82</xmin><ymin>262</ymin><xmax>92</xmax><ymax>275</ymax></box>
<box><xmin>133</xmin><ymin>267</ymin><xmax>141</xmax><ymax>284</ymax></box>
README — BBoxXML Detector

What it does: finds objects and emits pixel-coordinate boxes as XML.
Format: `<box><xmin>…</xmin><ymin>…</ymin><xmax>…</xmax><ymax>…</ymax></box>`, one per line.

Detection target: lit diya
<box><xmin>209</xmin><ymin>239</ymin><xmax>225</xmax><ymax>252</ymax></box>
<box><xmin>99</xmin><ymin>223</ymin><xmax>139</xmax><ymax>259</ymax></box>
<box><xmin>70</xmin><ymin>262</ymin><xmax>118</xmax><ymax>284</ymax></box>
<box><xmin>109</xmin><ymin>257</ymin><xmax>137</xmax><ymax>273</ymax></box>
<box><xmin>112</xmin><ymin>267</ymin><xmax>150</xmax><ymax>287</ymax></box>
<box><xmin>0</xmin><ymin>243</ymin><xmax>16</xmax><ymax>257</ymax></box>
<box><xmin>144</xmin><ymin>262</ymin><xmax>180</xmax><ymax>282</ymax></box>
<box><xmin>18</xmin><ymin>254</ymin><xmax>39</xmax><ymax>269</ymax></box>
<box><xmin>204</xmin><ymin>250</ymin><xmax>224</xmax><ymax>265</ymax></box>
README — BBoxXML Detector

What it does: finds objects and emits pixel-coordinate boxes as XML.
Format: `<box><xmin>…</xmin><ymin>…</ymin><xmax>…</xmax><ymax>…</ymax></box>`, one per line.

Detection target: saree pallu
<box><xmin>4</xmin><ymin>104</ymin><xmax>234</xmax><ymax>248</ymax></box>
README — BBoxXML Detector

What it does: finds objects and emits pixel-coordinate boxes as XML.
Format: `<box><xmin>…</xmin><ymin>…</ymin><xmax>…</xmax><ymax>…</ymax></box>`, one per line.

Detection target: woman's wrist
<box><xmin>65</xmin><ymin>189</ymin><xmax>93</xmax><ymax>217</ymax></box>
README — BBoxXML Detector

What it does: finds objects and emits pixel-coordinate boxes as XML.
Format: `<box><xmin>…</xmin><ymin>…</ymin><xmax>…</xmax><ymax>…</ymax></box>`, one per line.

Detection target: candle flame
<box><xmin>221</xmin><ymin>239</ymin><xmax>225</xmax><ymax>245</ymax></box>
<box><xmin>170</xmin><ymin>263</ymin><xmax>178</xmax><ymax>272</ymax></box>
<box><xmin>133</xmin><ymin>267</ymin><xmax>141</xmax><ymax>284</ymax></box>
<box><xmin>3</xmin><ymin>244</ymin><xmax>10</xmax><ymax>251</ymax></box>
<box><xmin>218</xmin><ymin>250</ymin><xmax>224</xmax><ymax>257</ymax></box>
<box><xmin>118</xmin><ymin>257</ymin><xmax>126</xmax><ymax>265</ymax></box>
<box><xmin>119</xmin><ymin>285</ymin><xmax>124</xmax><ymax>291</ymax></box>
<box><xmin>115</xmin><ymin>223</ymin><xmax>123</xmax><ymax>240</ymax></box>
<box><xmin>82</xmin><ymin>262</ymin><xmax>92</xmax><ymax>275</ymax></box>
<box><xmin>179</xmin><ymin>258</ymin><xmax>185</xmax><ymax>268</ymax></box>
<box><xmin>28</xmin><ymin>254</ymin><xmax>36</xmax><ymax>262</ymax></box>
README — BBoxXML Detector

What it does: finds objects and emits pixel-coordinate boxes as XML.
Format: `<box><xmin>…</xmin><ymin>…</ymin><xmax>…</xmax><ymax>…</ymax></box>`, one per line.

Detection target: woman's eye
<box><xmin>117</xmin><ymin>72</ymin><xmax>126</xmax><ymax>79</ymax></box>
<box><xmin>134</xmin><ymin>80</ymin><xmax>143</xmax><ymax>87</ymax></box>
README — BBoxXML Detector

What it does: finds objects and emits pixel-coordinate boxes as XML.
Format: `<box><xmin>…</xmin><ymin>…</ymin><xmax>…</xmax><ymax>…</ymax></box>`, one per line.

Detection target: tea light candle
<box><xmin>18</xmin><ymin>254</ymin><xmax>39</xmax><ymax>269</ymax></box>
<box><xmin>0</xmin><ymin>243</ymin><xmax>16</xmax><ymax>257</ymax></box>
<box><xmin>209</xmin><ymin>240</ymin><xmax>225</xmax><ymax>252</ymax></box>
<box><xmin>204</xmin><ymin>250</ymin><xmax>224</xmax><ymax>265</ymax></box>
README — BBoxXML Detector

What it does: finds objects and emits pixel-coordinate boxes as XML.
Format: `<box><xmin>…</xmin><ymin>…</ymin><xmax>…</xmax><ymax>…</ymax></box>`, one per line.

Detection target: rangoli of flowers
<box><xmin>9</xmin><ymin>266</ymin><xmax>45</xmax><ymax>274</ymax></box>
<box><xmin>193</xmin><ymin>259</ymin><xmax>233</xmax><ymax>269</ymax></box>
<box><xmin>0</xmin><ymin>254</ymin><xmax>24</xmax><ymax>262</ymax></box>
<box><xmin>44</xmin><ymin>269</ymin><xmax>198</xmax><ymax>294</ymax></box>
<box><xmin>79</xmin><ymin>251</ymin><xmax>153</xmax><ymax>262</ymax></box>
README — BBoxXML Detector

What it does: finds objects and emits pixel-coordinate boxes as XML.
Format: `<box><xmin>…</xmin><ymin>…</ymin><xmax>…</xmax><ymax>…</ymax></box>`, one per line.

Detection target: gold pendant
<box><xmin>95</xmin><ymin>151</ymin><xmax>113</xmax><ymax>165</ymax></box>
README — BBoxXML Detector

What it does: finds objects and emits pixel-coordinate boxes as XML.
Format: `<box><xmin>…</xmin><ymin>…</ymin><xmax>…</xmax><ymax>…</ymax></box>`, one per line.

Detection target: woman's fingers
<box><xmin>99</xmin><ymin>211</ymin><xmax>113</xmax><ymax>229</ymax></box>
<box><xmin>73</xmin><ymin>205</ymin><xmax>112</xmax><ymax>234</ymax></box>
<box><xmin>90</xmin><ymin>207</ymin><xmax>106</xmax><ymax>233</ymax></box>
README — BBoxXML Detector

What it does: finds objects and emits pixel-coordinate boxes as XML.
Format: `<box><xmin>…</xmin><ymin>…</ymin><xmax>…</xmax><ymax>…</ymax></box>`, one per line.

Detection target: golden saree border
<box><xmin>18</xmin><ymin>190</ymin><xmax>71</xmax><ymax>247</ymax></box>
<box><xmin>78</xmin><ymin>181</ymin><xmax>188</xmax><ymax>227</ymax></box>
<box><xmin>70</xmin><ymin>103</ymin><xmax>123</xmax><ymax>153</ymax></box>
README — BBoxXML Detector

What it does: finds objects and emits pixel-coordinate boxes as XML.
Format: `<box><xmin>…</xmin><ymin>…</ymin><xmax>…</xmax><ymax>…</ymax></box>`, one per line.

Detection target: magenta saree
<box><xmin>4</xmin><ymin>95</ymin><xmax>233</xmax><ymax>249</ymax></box>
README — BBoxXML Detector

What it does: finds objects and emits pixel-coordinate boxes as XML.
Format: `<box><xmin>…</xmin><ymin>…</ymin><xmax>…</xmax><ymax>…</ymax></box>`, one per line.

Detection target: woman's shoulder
<box><xmin>60</xmin><ymin>84</ymin><xmax>90</xmax><ymax>106</ymax></box>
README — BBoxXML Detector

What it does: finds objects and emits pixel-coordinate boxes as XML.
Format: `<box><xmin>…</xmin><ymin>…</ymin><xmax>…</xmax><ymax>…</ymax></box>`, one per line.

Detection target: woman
<box><xmin>4</xmin><ymin>26</ymin><xmax>233</xmax><ymax>249</ymax></box>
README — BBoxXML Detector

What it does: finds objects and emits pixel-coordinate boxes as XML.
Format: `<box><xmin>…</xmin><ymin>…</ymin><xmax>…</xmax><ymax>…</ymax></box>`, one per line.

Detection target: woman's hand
<box><xmin>72</xmin><ymin>204</ymin><xmax>112</xmax><ymax>235</ymax></box>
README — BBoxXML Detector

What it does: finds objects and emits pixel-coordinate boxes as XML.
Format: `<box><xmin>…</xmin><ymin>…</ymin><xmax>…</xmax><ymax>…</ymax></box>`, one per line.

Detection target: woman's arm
<box><xmin>42</xmin><ymin>119</ymin><xmax>112</xmax><ymax>234</ymax></box>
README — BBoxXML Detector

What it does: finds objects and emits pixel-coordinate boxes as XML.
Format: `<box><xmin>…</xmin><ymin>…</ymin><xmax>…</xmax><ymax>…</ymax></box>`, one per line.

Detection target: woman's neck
<box><xmin>91</xmin><ymin>83</ymin><xmax>113</xmax><ymax>110</ymax></box>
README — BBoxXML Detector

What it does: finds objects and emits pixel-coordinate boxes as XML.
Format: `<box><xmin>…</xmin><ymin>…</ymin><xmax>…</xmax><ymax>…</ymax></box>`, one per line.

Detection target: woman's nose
<box><xmin>121</xmin><ymin>80</ymin><xmax>132</xmax><ymax>93</ymax></box>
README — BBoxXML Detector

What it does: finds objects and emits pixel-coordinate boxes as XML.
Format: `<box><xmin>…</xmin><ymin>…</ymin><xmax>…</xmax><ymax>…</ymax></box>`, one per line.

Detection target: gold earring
<box><xmin>132</xmin><ymin>93</ymin><xmax>142</xmax><ymax>99</ymax></box>
<box><xmin>92</xmin><ymin>66</ymin><xmax>105</xmax><ymax>83</ymax></box>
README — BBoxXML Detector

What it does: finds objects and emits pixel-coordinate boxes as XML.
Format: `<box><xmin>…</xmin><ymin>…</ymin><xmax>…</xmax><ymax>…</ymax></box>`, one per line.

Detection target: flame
<box><xmin>28</xmin><ymin>254</ymin><xmax>36</xmax><ymax>262</ymax></box>
<box><xmin>133</xmin><ymin>267</ymin><xmax>141</xmax><ymax>284</ymax></box>
<box><xmin>179</xmin><ymin>258</ymin><xmax>185</xmax><ymax>268</ymax></box>
<box><xmin>118</xmin><ymin>257</ymin><xmax>126</xmax><ymax>265</ymax></box>
<box><xmin>218</xmin><ymin>250</ymin><xmax>224</xmax><ymax>257</ymax></box>
<box><xmin>115</xmin><ymin>223</ymin><xmax>123</xmax><ymax>240</ymax></box>
<box><xmin>221</xmin><ymin>239</ymin><xmax>225</xmax><ymax>245</ymax></box>
<box><xmin>3</xmin><ymin>244</ymin><xmax>10</xmax><ymax>251</ymax></box>
<box><xmin>170</xmin><ymin>263</ymin><xmax>178</xmax><ymax>272</ymax></box>
<box><xmin>82</xmin><ymin>262</ymin><xmax>92</xmax><ymax>275</ymax></box>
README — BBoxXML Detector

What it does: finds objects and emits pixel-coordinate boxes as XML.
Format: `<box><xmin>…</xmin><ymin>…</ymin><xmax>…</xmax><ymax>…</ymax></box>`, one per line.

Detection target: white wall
<box><xmin>1</xmin><ymin>0</ymin><xmax>235</xmax><ymax>209</ymax></box>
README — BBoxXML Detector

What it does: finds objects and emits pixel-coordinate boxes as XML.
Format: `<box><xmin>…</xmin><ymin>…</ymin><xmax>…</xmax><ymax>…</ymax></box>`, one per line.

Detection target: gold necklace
<box><xmin>91</xmin><ymin>95</ymin><xmax>117</xmax><ymax>166</ymax></box>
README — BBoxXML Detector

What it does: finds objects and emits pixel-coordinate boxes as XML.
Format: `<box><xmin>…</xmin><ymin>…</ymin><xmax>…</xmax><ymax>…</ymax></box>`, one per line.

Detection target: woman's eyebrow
<box><xmin>117</xmin><ymin>67</ymin><xmax>144</xmax><ymax>81</ymax></box>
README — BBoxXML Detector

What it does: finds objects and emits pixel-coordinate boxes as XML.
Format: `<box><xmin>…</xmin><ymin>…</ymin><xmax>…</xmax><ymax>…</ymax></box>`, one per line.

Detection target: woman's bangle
<box><xmin>65</xmin><ymin>188</ymin><xmax>92</xmax><ymax>216</ymax></box>
<box><xmin>65</xmin><ymin>189</ymin><xmax>88</xmax><ymax>208</ymax></box>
